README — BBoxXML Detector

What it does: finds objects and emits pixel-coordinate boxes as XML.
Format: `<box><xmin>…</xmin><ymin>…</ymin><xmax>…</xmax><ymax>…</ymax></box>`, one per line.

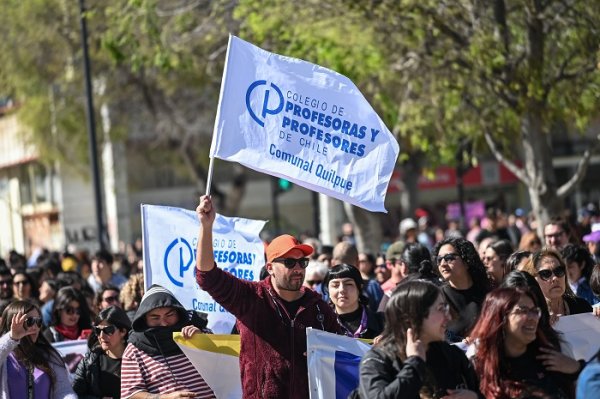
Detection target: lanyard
<box><xmin>27</xmin><ymin>364</ymin><xmax>34</xmax><ymax>399</ymax></box>
<box><xmin>342</xmin><ymin>306</ymin><xmax>368</xmax><ymax>338</ymax></box>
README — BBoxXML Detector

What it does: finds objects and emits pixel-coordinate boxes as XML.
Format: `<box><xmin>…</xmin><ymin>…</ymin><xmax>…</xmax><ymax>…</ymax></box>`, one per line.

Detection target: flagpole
<box><xmin>205</xmin><ymin>157</ymin><xmax>215</xmax><ymax>195</ymax></box>
<box><xmin>206</xmin><ymin>34</ymin><xmax>233</xmax><ymax>197</ymax></box>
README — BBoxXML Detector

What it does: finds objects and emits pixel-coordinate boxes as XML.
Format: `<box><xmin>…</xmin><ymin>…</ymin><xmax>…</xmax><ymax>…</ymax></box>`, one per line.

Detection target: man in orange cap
<box><xmin>195</xmin><ymin>195</ymin><xmax>341</xmax><ymax>399</ymax></box>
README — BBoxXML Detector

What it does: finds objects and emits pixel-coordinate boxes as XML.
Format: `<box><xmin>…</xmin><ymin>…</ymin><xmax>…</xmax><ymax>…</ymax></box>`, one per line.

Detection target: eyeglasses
<box><xmin>436</xmin><ymin>302</ymin><xmax>450</xmax><ymax>314</ymax></box>
<box><xmin>92</xmin><ymin>325</ymin><xmax>117</xmax><ymax>336</ymax></box>
<box><xmin>25</xmin><ymin>317</ymin><xmax>43</xmax><ymax>328</ymax></box>
<box><xmin>509</xmin><ymin>306</ymin><xmax>542</xmax><ymax>319</ymax></box>
<box><xmin>544</xmin><ymin>231</ymin><xmax>565</xmax><ymax>240</ymax></box>
<box><xmin>272</xmin><ymin>257</ymin><xmax>310</xmax><ymax>269</ymax></box>
<box><xmin>102</xmin><ymin>295</ymin><xmax>119</xmax><ymax>303</ymax></box>
<box><xmin>63</xmin><ymin>306</ymin><xmax>81</xmax><ymax>315</ymax></box>
<box><xmin>306</xmin><ymin>280</ymin><xmax>322</xmax><ymax>286</ymax></box>
<box><xmin>436</xmin><ymin>253</ymin><xmax>459</xmax><ymax>265</ymax></box>
<box><xmin>13</xmin><ymin>280</ymin><xmax>30</xmax><ymax>286</ymax></box>
<box><xmin>537</xmin><ymin>266</ymin><xmax>566</xmax><ymax>281</ymax></box>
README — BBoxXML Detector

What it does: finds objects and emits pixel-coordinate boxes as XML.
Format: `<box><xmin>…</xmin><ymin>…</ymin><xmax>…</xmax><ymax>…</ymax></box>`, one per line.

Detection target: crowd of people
<box><xmin>0</xmin><ymin>198</ymin><xmax>600</xmax><ymax>398</ymax></box>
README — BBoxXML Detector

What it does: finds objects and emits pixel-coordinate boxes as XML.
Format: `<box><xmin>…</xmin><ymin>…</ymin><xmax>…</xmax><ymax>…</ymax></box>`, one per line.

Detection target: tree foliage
<box><xmin>1</xmin><ymin>0</ymin><xmax>598</xmax><ymax>239</ymax></box>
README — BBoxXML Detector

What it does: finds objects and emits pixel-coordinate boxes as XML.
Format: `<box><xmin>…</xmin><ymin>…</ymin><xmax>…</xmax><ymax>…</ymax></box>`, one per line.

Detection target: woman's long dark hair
<box><xmin>50</xmin><ymin>286</ymin><xmax>92</xmax><ymax>331</ymax></box>
<box><xmin>433</xmin><ymin>237</ymin><xmax>491</xmax><ymax>293</ymax></box>
<box><xmin>377</xmin><ymin>280</ymin><xmax>441</xmax><ymax>360</ymax></box>
<box><xmin>0</xmin><ymin>300</ymin><xmax>63</xmax><ymax>389</ymax></box>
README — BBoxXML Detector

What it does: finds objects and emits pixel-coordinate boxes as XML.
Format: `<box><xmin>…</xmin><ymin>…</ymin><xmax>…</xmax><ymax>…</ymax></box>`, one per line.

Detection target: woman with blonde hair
<box><xmin>119</xmin><ymin>273</ymin><xmax>145</xmax><ymax>321</ymax></box>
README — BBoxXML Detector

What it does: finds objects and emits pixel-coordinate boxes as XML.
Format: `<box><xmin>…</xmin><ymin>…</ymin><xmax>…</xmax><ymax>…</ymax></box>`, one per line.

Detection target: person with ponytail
<box><xmin>0</xmin><ymin>300</ymin><xmax>76</xmax><ymax>398</ymax></box>
<box><xmin>401</xmin><ymin>243</ymin><xmax>442</xmax><ymax>285</ymax></box>
<box><xmin>470</xmin><ymin>287</ymin><xmax>582</xmax><ymax>399</ymax></box>
<box><xmin>376</xmin><ymin>243</ymin><xmax>441</xmax><ymax>316</ymax></box>
<box><xmin>358</xmin><ymin>280</ymin><xmax>481</xmax><ymax>398</ymax></box>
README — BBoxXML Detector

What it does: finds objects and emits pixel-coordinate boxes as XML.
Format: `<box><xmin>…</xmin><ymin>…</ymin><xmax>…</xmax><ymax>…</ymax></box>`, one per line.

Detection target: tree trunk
<box><xmin>343</xmin><ymin>202</ymin><xmax>383</xmax><ymax>255</ymax></box>
<box><xmin>223</xmin><ymin>164</ymin><xmax>247</xmax><ymax>216</ymax></box>
<box><xmin>522</xmin><ymin>5</ymin><xmax>564</xmax><ymax>239</ymax></box>
<box><xmin>400</xmin><ymin>152</ymin><xmax>423</xmax><ymax>219</ymax></box>
<box><xmin>521</xmin><ymin>110</ymin><xmax>563</xmax><ymax>239</ymax></box>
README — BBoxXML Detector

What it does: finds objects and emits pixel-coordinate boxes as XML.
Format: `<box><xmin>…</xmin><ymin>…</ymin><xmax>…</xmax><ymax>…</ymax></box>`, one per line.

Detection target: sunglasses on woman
<box><xmin>537</xmin><ymin>265</ymin><xmax>566</xmax><ymax>281</ymax></box>
<box><xmin>25</xmin><ymin>317</ymin><xmax>43</xmax><ymax>328</ymax></box>
<box><xmin>272</xmin><ymin>257</ymin><xmax>310</xmax><ymax>269</ymax></box>
<box><xmin>435</xmin><ymin>253</ymin><xmax>459</xmax><ymax>265</ymax></box>
<box><xmin>64</xmin><ymin>306</ymin><xmax>81</xmax><ymax>315</ymax></box>
<box><xmin>93</xmin><ymin>325</ymin><xmax>117</xmax><ymax>336</ymax></box>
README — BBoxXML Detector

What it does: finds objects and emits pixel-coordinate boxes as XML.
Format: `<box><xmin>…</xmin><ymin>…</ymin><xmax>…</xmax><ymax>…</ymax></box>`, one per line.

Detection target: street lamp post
<box><xmin>79</xmin><ymin>0</ymin><xmax>107</xmax><ymax>250</ymax></box>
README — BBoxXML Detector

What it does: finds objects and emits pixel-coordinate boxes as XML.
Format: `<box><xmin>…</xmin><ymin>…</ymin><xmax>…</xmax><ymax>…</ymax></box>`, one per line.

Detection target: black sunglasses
<box><xmin>25</xmin><ymin>317</ymin><xmax>43</xmax><ymax>328</ymax></box>
<box><xmin>272</xmin><ymin>257</ymin><xmax>310</xmax><ymax>269</ymax></box>
<box><xmin>93</xmin><ymin>325</ymin><xmax>117</xmax><ymax>336</ymax></box>
<box><xmin>436</xmin><ymin>253</ymin><xmax>460</xmax><ymax>265</ymax></box>
<box><xmin>102</xmin><ymin>295</ymin><xmax>119</xmax><ymax>303</ymax></box>
<box><xmin>64</xmin><ymin>306</ymin><xmax>81</xmax><ymax>315</ymax></box>
<box><xmin>537</xmin><ymin>266</ymin><xmax>566</xmax><ymax>281</ymax></box>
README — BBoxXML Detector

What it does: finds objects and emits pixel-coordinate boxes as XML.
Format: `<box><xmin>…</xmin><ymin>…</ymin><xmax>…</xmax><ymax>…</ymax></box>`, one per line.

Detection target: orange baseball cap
<box><xmin>266</xmin><ymin>234</ymin><xmax>314</xmax><ymax>263</ymax></box>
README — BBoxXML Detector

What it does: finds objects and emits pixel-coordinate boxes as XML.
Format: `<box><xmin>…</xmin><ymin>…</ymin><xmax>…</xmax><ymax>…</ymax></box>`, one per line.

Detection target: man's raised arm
<box><xmin>196</xmin><ymin>195</ymin><xmax>216</xmax><ymax>272</ymax></box>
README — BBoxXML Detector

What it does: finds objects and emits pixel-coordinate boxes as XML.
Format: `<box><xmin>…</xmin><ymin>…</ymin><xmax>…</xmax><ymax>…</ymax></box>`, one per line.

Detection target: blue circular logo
<box><xmin>246</xmin><ymin>80</ymin><xmax>284</xmax><ymax>127</ymax></box>
<box><xmin>163</xmin><ymin>237</ymin><xmax>194</xmax><ymax>287</ymax></box>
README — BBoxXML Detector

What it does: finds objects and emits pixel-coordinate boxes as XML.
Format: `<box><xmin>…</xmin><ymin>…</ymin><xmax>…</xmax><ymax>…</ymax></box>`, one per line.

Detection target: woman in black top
<box><xmin>433</xmin><ymin>237</ymin><xmax>490</xmax><ymax>342</ymax></box>
<box><xmin>324</xmin><ymin>264</ymin><xmax>382</xmax><ymax>339</ymax></box>
<box><xmin>73</xmin><ymin>306</ymin><xmax>131</xmax><ymax>399</ymax></box>
<box><xmin>358</xmin><ymin>280</ymin><xmax>481</xmax><ymax>398</ymax></box>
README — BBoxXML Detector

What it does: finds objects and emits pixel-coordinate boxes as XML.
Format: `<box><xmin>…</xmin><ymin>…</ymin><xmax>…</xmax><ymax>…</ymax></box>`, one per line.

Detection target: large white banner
<box><xmin>141</xmin><ymin>204</ymin><xmax>266</xmax><ymax>333</ymax></box>
<box><xmin>210</xmin><ymin>35</ymin><xmax>400</xmax><ymax>213</ymax></box>
<box><xmin>555</xmin><ymin>313</ymin><xmax>600</xmax><ymax>361</ymax></box>
<box><xmin>52</xmin><ymin>339</ymin><xmax>88</xmax><ymax>377</ymax></box>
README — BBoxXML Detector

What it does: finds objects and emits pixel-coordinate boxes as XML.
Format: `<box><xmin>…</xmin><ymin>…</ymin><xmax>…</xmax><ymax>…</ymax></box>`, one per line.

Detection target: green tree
<box><xmin>234</xmin><ymin>0</ymin><xmax>461</xmax><ymax>250</ymax></box>
<box><xmin>357</xmin><ymin>0</ymin><xmax>600</xmax><ymax>236</ymax></box>
<box><xmin>0</xmin><ymin>0</ymin><xmax>248</xmax><ymax>215</ymax></box>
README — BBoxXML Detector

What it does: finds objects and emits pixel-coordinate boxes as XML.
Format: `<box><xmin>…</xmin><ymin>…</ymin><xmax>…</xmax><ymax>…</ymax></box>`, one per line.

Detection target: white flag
<box><xmin>210</xmin><ymin>35</ymin><xmax>399</xmax><ymax>213</ymax></box>
<box><xmin>141</xmin><ymin>204</ymin><xmax>266</xmax><ymax>333</ymax></box>
<box><xmin>306</xmin><ymin>328</ymin><xmax>371</xmax><ymax>399</ymax></box>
